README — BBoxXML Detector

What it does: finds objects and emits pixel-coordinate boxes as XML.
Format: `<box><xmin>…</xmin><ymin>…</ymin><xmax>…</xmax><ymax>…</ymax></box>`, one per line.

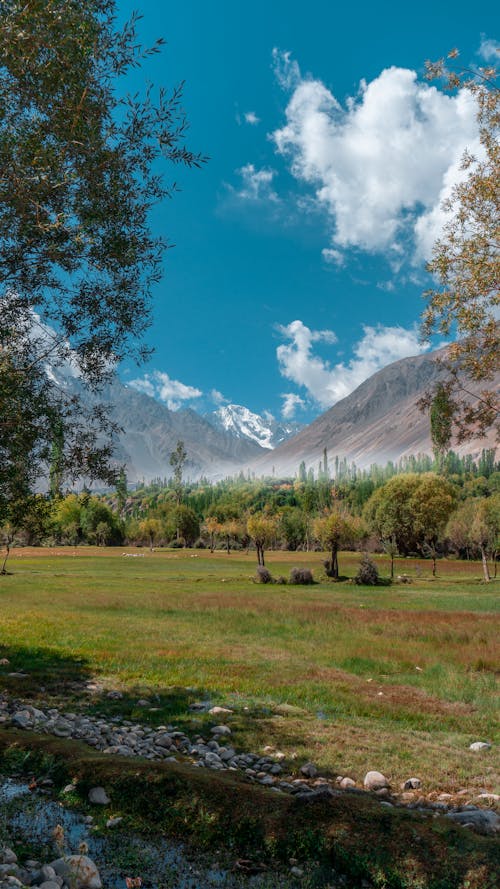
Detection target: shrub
<box><xmin>354</xmin><ymin>554</ymin><xmax>379</xmax><ymax>585</ymax></box>
<box><xmin>255</xmin><ymin>566</ymin><xmax>273</xmax><ymax>584</ymax></box>
<box><xmin>289</xmin><ymin>567</ymin><xmax>314</xmax><ymax>585</ymax></box>
<box><xmin>275</xmin><ymin>575</ymin><xmax>287</xmax><ymax>585</ymax></box>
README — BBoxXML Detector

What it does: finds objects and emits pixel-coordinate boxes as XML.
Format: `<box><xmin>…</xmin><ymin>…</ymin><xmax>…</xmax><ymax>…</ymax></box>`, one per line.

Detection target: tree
<box><xmin>313</xmin><ymin>510</ymin><xmax>357</xmax><ymax>579</ymax></box>
<box><xmin>430</xmin><ymin>383</ymin><xmax>454</xmax><ymax>470</ymax></box>
<box><xmin>470</xmin><ymin>494</ymin><xmax>500</xmax><ymax>582</ymax></box>
<box><xmin>138</xmin><ymin>518</ymin><xmax>162</xmax><ymax>552</ymax></box>
<box><xmin>170</xmin><ymin>441</ymin><xmax>187</xmax><ymax>504</ymax></box>
<box><xmin>0</xmin><ymin>1</ymin><xmax>204</xmax><ymax>520</ymax></box>
<box><xmin>364</xmin><ymin>473</ymin><xmax>456</xmax><ymax>572</ymax></box>
<box><xmin>204</xmin><ymin>516</ymin><xmax>221</xmax><ymax>553</ymax></box>
<box><xmin>422</xmin><ymin>52</ymin><xmax>499</xmax><ymax>441</ymax></box>
<box><xmin>246</xmin><ymin>515</ymin><xmax>277</xmax><ymax>567</ymax></box>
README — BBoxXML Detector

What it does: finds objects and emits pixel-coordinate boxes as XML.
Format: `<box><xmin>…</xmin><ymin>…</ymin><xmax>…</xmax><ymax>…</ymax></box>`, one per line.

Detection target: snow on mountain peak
<box><xmin>206</xmin><ymin>403</ymin><xmax>301</xmax><ymax>450</ymax></box>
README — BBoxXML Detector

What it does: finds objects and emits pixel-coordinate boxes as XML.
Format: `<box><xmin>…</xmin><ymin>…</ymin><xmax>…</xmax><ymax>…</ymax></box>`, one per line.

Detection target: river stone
<box><xmin>469</xmin><ymin>741</ymin><xmax>491</xmax><ymax>751</ymax></box>
<box><xmin>88</xmin><ymin>786</ymin><xmax>110</xmax><ymax>805</ymax></box>
<box><xmin>446</xmin><ymin>809</ymin><xmax>500</xmax><ymax>835</ymax></box>
<box><xmin>0</xmin><ymin>851</ymin><xmax>17</xmax><ymax>865</ymax></box>
<box><xmin>403</xmin><ymin>778</ymin><xmax>421</xmax><ymax>790</ymax></box>
<box><xmin>39</xmin><ymin>882</ymin><xmax>61</xmax><ymax>889</ymax></box>
<box><xmin>211</xmin><ymin>725</ymin><xmax>231</xmax><ymax>736</ymax></box>
<box><xmin>11</xmin><ymin>711</ymin><xmax>32</xmax><ymax>729</ymax></box>
<box><xmin>50</xmin><ymin>857</ymin><xmax>102</xmax><ymax>889</ymax></box>
<box><xmin>300</xmin><ymin>762</ymin><xmax>318</xmax><ymax>778</ymax></box>
<box><xmin>364</xmin><ymin>771</ymin><xmax>389</xmax><ymax>791</ymax></box>
<box><xmin>340</xmin><ymin>777</ymin><xmax>356</xmax><ymax>789</ymax></box>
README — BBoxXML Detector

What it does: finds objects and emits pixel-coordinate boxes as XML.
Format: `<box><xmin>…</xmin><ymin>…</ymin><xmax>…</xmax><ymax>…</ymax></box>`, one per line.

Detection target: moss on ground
<box><xmin>0</xmin><ymin>730</ymin><xmax>498</xmax><ymax>889</ymax></box>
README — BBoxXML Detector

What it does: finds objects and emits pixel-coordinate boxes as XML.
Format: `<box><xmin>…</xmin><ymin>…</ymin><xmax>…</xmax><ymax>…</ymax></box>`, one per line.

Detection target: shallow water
<box><xmin>0</xmin><ymin>780</ymin><xmax>293</xmax><ymax>888</ymax></box>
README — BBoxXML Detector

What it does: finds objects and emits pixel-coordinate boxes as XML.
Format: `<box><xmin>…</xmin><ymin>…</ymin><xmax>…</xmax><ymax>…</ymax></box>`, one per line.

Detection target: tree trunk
<box><xmin>331</xmin><ymin>547</ymin><xmax>339</xmax><ymax>579</ymax></box>
<box><xmin>480</xmin><ymin>545</ymin><xmax>490</xmax><ymax>582</ymax></box>
<box><xmin>1</xmin><ymin>542</ymin><xmax>11</xmax><ymax>575</ymax></box>
<box><xmin>390</xmin><ymin>553</ymin><xmax>394</xmax><ymax>579</ymax></box>
<box><xmin>226</xmin><ymin>536</ymin><xmax>230</xmax><ymax>555</ymax></box>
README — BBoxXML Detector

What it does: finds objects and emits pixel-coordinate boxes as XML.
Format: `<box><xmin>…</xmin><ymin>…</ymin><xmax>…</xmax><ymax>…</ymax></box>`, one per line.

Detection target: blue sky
<box><xmin>117</xmin><ymin>0</ymin><xmax>498</xmax><ymax>423</ymax></box>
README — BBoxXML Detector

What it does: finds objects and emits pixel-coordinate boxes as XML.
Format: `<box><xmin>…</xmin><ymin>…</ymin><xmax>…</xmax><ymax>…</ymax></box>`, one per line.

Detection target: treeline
<box><xmin>3</xmin><ymin>449</ymin><xmax>498</xmax><ymax>581</ymax></box>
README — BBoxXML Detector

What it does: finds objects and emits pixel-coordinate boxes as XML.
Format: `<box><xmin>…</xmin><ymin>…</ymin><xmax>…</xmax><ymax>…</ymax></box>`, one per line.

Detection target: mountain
<box><xmin>102</xmin><ymin>382</ymin><xmax>268</xmax><ymax>482</ymax></box>
<box><xmin>205</xmin><ymin>404</ymin><xmax>301</xmax><ymax>450</ymax></box>
<box><xmin>251</xmin><ymin>347</ymin><xmax>500</xmax><ymax>477</ymax></box>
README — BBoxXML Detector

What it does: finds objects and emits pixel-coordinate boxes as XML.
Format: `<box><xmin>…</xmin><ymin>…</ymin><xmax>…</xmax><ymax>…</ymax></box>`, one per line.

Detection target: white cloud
<box><xmin>210</xmin><ymin>388</ymin><xmax>228</xmax><ymax>405</ymax></box>
<box><xmin>276</xmin><ymin>319</ymin><xmax>429</xmax><ymax>409</ymax></box>
<box><xmin>244</xmin><ymin>111</ymin><xmax>260</xmax><ymax>125</ymax></box>
<box><xmin>322</xmin><ymin>247</ymin><xmax>345</xmax><ymax>267</ymax></box>
<box><xmin>478</xmin><ymin>37</ymin><xmax>500</xmax><ymax>61</ymax></box>
<box><xmin>271</xmin><ymin>51</ymin><xmax>480</xmax><ymax>261</ymax></box>
<box><xmin>233</xmin><ymin>163</ymin><xmax>279</xmax><ymax>202</ymax></box>
<box><xmin>281</xmin><ymin>392</ymin><xmax>305</xmax><ymax>418</ymax></box>
<box><xmin>129</xmin><ymin>371</ymin><xmax>202</xmax><ymax>410</ymax></box>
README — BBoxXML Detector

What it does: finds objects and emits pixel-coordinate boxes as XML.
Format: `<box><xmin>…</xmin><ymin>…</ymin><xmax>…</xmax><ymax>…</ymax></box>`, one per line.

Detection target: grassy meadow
<box><xmin>0</xmin><ymin>546</ymin><xmax>498</xmax><ymax>794</ymax></box>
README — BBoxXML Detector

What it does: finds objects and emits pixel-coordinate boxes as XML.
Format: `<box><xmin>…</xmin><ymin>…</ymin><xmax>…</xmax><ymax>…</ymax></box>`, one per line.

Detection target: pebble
<box><xmin>88</xmin><ymin>787</ymin><xmax>110</xmax><ymax>806</ymax></box>
<box><xmin>364</xmin><ymin>771</ymin><xmax>389</xmax><ymax>792</ymax></box>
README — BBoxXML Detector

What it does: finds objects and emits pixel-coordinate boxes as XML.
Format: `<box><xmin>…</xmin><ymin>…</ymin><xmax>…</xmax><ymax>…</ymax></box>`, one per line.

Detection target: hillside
<box><xmin>252</xmin><ymin>347</ymin><xmax>499</xmax><ymax>477</ymax></box>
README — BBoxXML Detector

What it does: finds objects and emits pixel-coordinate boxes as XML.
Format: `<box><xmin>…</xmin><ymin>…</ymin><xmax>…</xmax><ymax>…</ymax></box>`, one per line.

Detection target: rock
<box><xmin>469</xmin><ymin>741</ymin><xmax>491</xmax><ymax>751</ymax></box>
<box><xmin>39</xmin><ymin>865</ymin><xmax>57</xmax><ymax>882</ymax></box>
<box><xmin>211</xmin><ymin>725</ymin><xmax>231</xmax><ymax>736</ymax></box>
<box><xmin>473</xmin><ymin>793</ymin><xmax>500</xmax><ymax>804</ymax></box>
<box><xmin>208</xmin><ymin>706</ymin><xmax>233</xmax><ymax>716</ymax></box>
<box><xmin>106</xmin><ymin>816</ymin><xmax>123</xmax><ymax>828</ymax></box>
<box><xmin>88</xmin><ymin>786</ymin><xmax>110</xmax><ymax>805</ymax></box>
<box><xmin>0</xmin><ymin>852</ymin><xmax>17</xmax><ymax>866</ymax></box>
<box><xmin>446</xmin><ymin>809</ymin><xmax>500</xmax><ymax>835</ymax></box>
<box><xmin>10</xmin><ymin>710</ymin><xmax>31</xmax><ymax>729</ymax></box>
<box><xmin>50</xmin><ymin>856</ymin><xmax>102</xmax><ymax>889</ymax></box>
<box><xmin>290</xmin><ymin>866</ymin><xmax>304</xmax><ymax>877</ymax></box>
<box><xmin>39</xmin><ymin>882</ymin><xmax>61</xmax><ymax>889</ymax></box>
<box><xmin>300</xmin><ymin>762</ymin><xmax>318</xmax><ymax>778</ymax></box>
<box><xmin>136</xmin><ymin>699</ymin><xmax>150</xmax><ymax>707</ymax></box>
<box><xmin>364</xmin><ymin>771</ymin><xmax>389</xmax><ymax>792</ymax></box>
<box><xmin>403</xmin><ymin>778</ymin><xmax>421</xmax><ymax>790</ymax></box>
<box><xmin>0</xmin><ymin>658</ymin><xmax>10</xmax><ymax>665</ymax></box>
<box><xmin>106</xmin><ymin>691</ymin><xmax>123</xmax><ymax>700</ymax></box>
<box><xmin>340</xmin><ymin>777</ymin><xmax>356</xmax><ymax>789</ymax></box>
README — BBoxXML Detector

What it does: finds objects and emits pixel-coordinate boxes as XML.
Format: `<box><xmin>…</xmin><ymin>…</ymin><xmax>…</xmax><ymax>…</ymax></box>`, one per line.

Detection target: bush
<box><xmin>275</xmin><ymin>575</ymin><xmax>287</xmax><ymax>585</ymax></box>
<box><xmin>255</xmin><ymin>566</ymin><xmax>273</xmax><ymax>584</ymax></box>
<box><xmin>289</xmin><ymin>567</ymin><xmax>314</xmax><ymax>585</ymax></box>
<box><xmin>194</xmin><ymin>538</ymin><xmax>206</xmax><ymax>549</ymax></box>
<box><xmin>354</xmin><ymin>554</ymin><xmax>379</xmax><ymax>585</ymax></box>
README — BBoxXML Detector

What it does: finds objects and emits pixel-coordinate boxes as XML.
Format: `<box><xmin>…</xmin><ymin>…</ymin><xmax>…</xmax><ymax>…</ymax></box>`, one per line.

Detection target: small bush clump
<box><xmin>289</xmin><ymin>567</ymin><xmax>314</xmax><ymax>585</ymax></box>
<box><xmin>354</xmin><ymin>554</ymin><xmax>379</xmax><ymax>585</ymax></box>
<box><xmin>275</xmin><ymin>575</ymin><xmax>288</xmax><ymax>584</ymax></box>
<box><xmin>255</xmin><ymin>566</ymin><xmax>273</xmax><ymax>584</ymax></box>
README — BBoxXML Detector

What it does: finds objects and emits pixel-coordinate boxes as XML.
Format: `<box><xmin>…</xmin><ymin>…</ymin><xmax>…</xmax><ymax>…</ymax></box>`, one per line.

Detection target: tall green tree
<box><xmin>0</xmin><ymin>1</ymin><xmax>204</xmax><ymax>520</ymax></box>
<box><xmin>422</xmin><ymin>52</ymin><xmax>499</xmax><ymax>441</ymax></box>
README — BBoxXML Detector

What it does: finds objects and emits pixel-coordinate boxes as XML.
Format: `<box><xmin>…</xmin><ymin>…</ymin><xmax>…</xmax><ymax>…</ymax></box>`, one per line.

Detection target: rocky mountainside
<box><xmin>251</xmin><ymin>347</ymin><xmax>499</xmax><ymax>477</ymax></box>
<box><xmin>205</xmin><ymin>403</ymin><xmax>301</xmax><ymax>449</ymax></box>
<box><xmin>101</xmin><ymin>381</ymin><xmax>266</xmax><ymax>482</ymax></box>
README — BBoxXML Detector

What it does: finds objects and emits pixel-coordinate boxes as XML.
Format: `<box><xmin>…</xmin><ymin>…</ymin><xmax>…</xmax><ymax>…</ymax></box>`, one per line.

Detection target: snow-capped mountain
<box><xmin>205</xmin><ymin>404</ymin><xmax>301</xmax><ymax>450</ymax></box>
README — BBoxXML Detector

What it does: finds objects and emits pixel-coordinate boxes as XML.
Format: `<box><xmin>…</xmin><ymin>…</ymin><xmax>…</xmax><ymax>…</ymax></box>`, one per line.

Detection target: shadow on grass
<box><xmin>0</xmin><ymin>644</ymin><xmax>92</xmax><ymax>695</ymax></box>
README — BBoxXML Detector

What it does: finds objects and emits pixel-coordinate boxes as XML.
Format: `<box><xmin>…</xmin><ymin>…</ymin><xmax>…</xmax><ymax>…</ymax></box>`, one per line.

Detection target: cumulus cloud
<box><xmin>129</xmin><ymin>371</ymin><xmax>202</xmax><ymax>410</ymax></box>
<box><xmin>281</xmin><ymin>392</ymin><xmax>306</xmax><ymax>418</ymax></box>
<box><xmin>478</xmin><ymin>37</ymin><xmax>500</xmax><ymax>61</ymax></box>
<box><xmin>244</xmin><ymin>111</ymin><xmax>260</xmax><ymax>125</ymax></box>
<box><xmin>277</xmin><ymin>319</ymin><xmax>429</xmax><ymax>409</ymax></box>
<box><xmin>210</xmin><ymin>388</ymin><xmax>228</xmax><ymax>405</ymax></box>
<box><xmin>232</xmin><ymin>163</ymin><xmax>280</xmax><ymax>202</ymax></box>
<box><xmin>270</xmin><ymin>51</ymin><xmax>480</xmax><ymax>261</ymax></box>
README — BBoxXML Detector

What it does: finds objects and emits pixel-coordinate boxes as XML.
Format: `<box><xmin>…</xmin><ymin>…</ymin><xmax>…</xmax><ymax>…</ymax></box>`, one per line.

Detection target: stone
<box><xmin>300</xmin><ymin>762</ymin><xmax>318</xmax><ymax>778</ymax></box>
<box><xmin>340</xmin><ymin>777</ymin><xmax>356</xmax><ymax>789</ymax></box>
<box><xmin>39</xmin><ymin>882</ymin><xmax>61</xmax><ymax>889</ymax></box>
<box><xmin>290</xmin><ymin>866</ymin><xmax>304</xmax><ymax>877</ymax></box>
<box><xmin>50</xmin><ymin>856</ymin><xmax>102</xmax><ymax>889</ymax></box>
<box><xmin>446</xmin><ymin>809</ymin><xmax>499</xmax><ymax>836</ymax></box>
<box><xmin>364</xmin><ymin>771</ymin><xmax>389</xmax><ymax>792</ymax></box>
<box><xmin>208</xmin><ymin>706</ymin><xmax>233</xmax><ymax>716</ymax></box>
<box><xmin>211</xmin><ymin>725</ymin><xmax>231</xmax><ymax>736</ymax></box>
<box><xmin>403</xmin><ymin>778</ymin><xmax>421</xmax><ymax>790</ymax></box>
<box><xmin>11</xmin><ymin>710</ymin><xmax>31</xmax><ymax>729</ymax></box>
<box><xmin>469</xmin><ymin>741</ymin><xmax>491</xmax><ymax>751</ymax></box>
<box><xmin>106</xmin><ymin>816</ymin><xmax>123</xmax><ymax>828</ymax></box>
<box><xmin>39</xmin><ymin>865</ymin><xmax>57</xmax><ymax>882</ymax></box>
<box><xmin>0</xmin><ymin>852</ymin><xmax>17</xmax><ymax>866</ymax></box>
<box><xmin>88</xmin><ymin>786</ymin><xmax>110</xmax><ymax>805</ymax></box>
<box><xmin>106</xmin><ymin>691</ymin><xmax>123</xmax><ymax>700</ymax></box>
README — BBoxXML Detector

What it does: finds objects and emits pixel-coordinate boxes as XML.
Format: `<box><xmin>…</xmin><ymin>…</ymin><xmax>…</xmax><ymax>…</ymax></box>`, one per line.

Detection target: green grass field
<box><xmin>1</xmin><ymin>546</ymin><xmax>498</xmax><ymax>794</ymax></box>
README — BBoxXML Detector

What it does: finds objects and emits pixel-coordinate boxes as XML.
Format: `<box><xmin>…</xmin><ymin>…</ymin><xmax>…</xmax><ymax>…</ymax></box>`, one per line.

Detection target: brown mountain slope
<box><xmin>253</xmin><ymin>348</ymin><xmax>499</xmax><ymax>476</ymax></box>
